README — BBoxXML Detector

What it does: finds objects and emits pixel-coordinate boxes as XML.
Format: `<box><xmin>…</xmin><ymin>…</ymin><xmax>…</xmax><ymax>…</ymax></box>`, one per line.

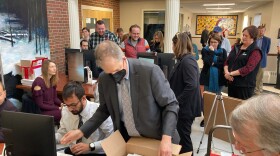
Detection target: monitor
<box><xmin>137</xmin><ymin>52</ymin><xmax>158</xmax><ymax>65</ymax></box>
<box><xmin>67</xmin><ymin>51</ymin><xmax>85</xmax><ymax>82</ymax></box>
<box><xmin>81</xmin><ymin>49</ymin><xmax>102</xmax><ymax>79</ymax></box>
<box><xmin>1</xmin><ymin>111</ymin><xmax>57</xmax><ymax>156</ymax></box>
<box><xmin>157</xmin><ymin>53</ymin><xmax>175</xmax><ymax>79</ymax></box>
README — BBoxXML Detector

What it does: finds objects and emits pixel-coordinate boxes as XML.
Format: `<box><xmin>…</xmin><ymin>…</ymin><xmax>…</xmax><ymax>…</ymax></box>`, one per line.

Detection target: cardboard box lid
<box><xmin>101</xmin><ymin>130</ymin><xmax>126</xmax><ymax>156</ymax></box>
<box><xmin>101</xmin><ymin>130</ymin><xmax>182</xmax><ymax>156</ymax></box>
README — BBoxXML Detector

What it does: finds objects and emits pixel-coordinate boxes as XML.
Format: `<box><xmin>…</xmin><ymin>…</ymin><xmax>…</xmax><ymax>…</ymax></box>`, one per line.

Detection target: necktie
<box><xmin>76</xmin><ymin>114</ymin><xmax>83</xmax><ymax>143</ymax></box>
<box><xmin>120</xmin><ymin>79</ymin><xmax>140</xmax><ymax>136</ymax></box>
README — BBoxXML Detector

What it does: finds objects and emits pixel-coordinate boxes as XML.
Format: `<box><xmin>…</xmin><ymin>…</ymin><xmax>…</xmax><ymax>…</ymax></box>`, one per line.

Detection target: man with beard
<box><xmin>56</xmin><ymin>81</ymin><xmax>113</xmax><ymax>156</ymax></box>
<box><xmin>89</xmin><ymin>20</ymin><xmax>118</xmax><ymax>50</ymax></box>
<box><xmin>120</xmin><ymin>24</ymin><xmax>150</xmax><ymax>58</ymax></box>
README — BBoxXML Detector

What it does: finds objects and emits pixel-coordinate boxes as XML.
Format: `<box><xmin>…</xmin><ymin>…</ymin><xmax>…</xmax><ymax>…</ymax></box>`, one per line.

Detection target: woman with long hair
<box><xmin>149</xmin><ymin>31</ymin><xmax>164</xmax><ymax>53</ymax></box>
<box><xmin>168</xmin><ymin>32</ymin><xmax>201</xmax><ymax>153</ymax></box>
<box><xmin>32</xmin><ymin>60</ymin><xmax>62</xmax><ymax>123</ymax></box>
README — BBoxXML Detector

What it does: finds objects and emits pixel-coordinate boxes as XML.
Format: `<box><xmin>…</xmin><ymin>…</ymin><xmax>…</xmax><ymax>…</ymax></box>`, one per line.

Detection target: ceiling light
<box><xmin>206</xmin><ymin>8</ymin><xmax>232</xmax><ymax>10</ymax></box>
<box><xmin>203</xmin><ymin>3</ymin><xmax>235</xmax><ymax>6</ymax></box>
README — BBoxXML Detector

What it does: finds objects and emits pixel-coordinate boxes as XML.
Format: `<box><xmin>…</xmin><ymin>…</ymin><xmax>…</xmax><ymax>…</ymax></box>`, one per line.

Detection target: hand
<box><xmin>70</xmin><ymin>143</ymin><xmax>90</xmax><ymax>155</ymax></box>
<box><xmin>209</xmin><ymin>45</ymin><xmax>214</xmax><ymax>51</ymax></box>
<box><xmin>60</xmin><ymin>130</ymin><xmax>83</xmax><ymax>144</ymax></box>
<box><xmin>158</xmin><ymin>135</ymin><xmax>172</xmax><ymax>156</ymax></box>
<box><xmin>224</xmin><ymin>72</ymin><xmax>234</xmax><ymax>81</ymax></box>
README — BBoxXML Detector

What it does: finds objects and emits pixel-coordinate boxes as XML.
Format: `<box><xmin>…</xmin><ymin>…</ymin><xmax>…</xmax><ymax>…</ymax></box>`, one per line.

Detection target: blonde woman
<box><xmin>32</xmin><ymin>60</ymin><xmax>62</xmax><ymax>123</ymax></box>
<box><xmin>150</xmin><ymin>31</ymin><xmax>164</xmax><ymax>53</ymax></box>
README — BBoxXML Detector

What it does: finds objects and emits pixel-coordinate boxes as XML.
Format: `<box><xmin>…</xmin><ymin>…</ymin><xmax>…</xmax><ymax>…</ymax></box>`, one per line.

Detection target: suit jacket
<box><xmin>80</xmin><ymin>59</ymin><xmax>179</xmax><ymax>141</ymax></box>
<box><xmin>169</xmin><ymin>55</ymin><xmax>201</xmax><ymax>119</ymax></box>
<box><xmin>259</xmin><ymin>36</ymin><xmax>271</xmax><ymax>68</ymax></box>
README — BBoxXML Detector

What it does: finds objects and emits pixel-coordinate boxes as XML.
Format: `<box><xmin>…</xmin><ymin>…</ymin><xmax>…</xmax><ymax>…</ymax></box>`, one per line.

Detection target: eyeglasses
<box><xmin>63</xmin><ymin>100</ymin><xmax>81</xmax><ymax>108</ymax></box>
<box><xmin>234</xmin><ymin>139</ymin><xmax>265</xmax><ymax>154</ymax></box>
<box><xmin>239</xmin><ymin>148</ymin><xmax>265</xmax><ymax>154</ymax></box>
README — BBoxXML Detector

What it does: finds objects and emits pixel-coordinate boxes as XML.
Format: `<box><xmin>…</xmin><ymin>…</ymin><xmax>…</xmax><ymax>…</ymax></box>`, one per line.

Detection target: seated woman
<box><xmin>149</xmin><ymin>31</ymin><xmax>164</xmax><ymax>53</ymax></box>
<box><xmin>32</xmin><ymin>60</ymin><xmax>62</xmax><ymax>123</ymax></box>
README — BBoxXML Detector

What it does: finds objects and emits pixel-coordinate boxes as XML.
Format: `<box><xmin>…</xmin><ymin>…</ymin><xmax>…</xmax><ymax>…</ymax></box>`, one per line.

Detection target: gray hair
<box><xmin>230</xmin><ymin>94</ymin><xmax>280</xmax><ymax>154</ymax></box>
<box><xmin>94</xmin><ymin>40</ymin><xmax>124</xmax><ymax>66</ymax></box>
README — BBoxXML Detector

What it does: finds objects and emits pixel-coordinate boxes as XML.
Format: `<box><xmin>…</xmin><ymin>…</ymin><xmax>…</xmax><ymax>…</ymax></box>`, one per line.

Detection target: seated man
<box><xmin>56</xmin><ymin>81</ymin><xmax>113</xmax><ymax>156</ymax></box>
<box><xmin>0</xmin><ymin>81</ymin><xmax>18</xmax><ymax>142</ymax></box>
<box><xmin>230</xmin><ymin>94</ymin><xmax>280</xmax><ymax>156</ymax></box>
<box><xmin>81</xmin><ymin>39</ymin><xmax>89</xmax><ymax>50</ymax></box>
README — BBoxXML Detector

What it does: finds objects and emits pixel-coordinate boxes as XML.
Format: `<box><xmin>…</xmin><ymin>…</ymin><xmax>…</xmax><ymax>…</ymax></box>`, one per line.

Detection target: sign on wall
<box><xmin>196</xmin><ymin>15</ymin><xmax>238</xmax><ymax>36</ymax></box>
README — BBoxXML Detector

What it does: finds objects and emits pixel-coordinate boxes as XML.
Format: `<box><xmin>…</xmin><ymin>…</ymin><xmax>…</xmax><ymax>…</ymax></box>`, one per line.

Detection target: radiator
<box><xmin>263</xmin><ymin>71</ymin><xmax>277</xmax><ymax>84</ymax></box>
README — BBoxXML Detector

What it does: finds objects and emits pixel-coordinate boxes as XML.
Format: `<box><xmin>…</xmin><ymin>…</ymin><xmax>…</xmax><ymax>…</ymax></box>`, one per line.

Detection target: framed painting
<box><xmin>196</xmin><ymin>15</ymin><xmax>238</xmax><ymax>36</ymax></box>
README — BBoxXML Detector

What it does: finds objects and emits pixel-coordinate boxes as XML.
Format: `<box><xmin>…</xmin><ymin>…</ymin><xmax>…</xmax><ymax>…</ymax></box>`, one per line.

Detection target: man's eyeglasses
<box><xmin>63</xmin><ymin>100</ymin><xmax>81</xmax><ymax>108</ymax></box>
<box><xmin>239</xmin><ymin>148</ymin><xmax>265</xmax><ymax>154</ymax></box>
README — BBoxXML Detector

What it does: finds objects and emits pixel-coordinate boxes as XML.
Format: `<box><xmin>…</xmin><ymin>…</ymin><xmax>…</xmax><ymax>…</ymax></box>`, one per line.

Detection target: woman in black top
<box><xmin>200</xmin><ymin>33</ymin><xmax>227</xmax><ymax>94</ymax></box>
<box><xmin>169</xmin><ymin>32</ymin><xmax>201</xmax><ymax>154</ymax></box>
<box><xmin>149</xmin><ymin>31</ymin><xmax>164</xmax><ymax>53</ymax></box>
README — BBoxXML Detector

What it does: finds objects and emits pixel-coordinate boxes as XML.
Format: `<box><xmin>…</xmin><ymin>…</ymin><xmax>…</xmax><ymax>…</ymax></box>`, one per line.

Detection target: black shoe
<box><xmin>200</xmin><ymin>120</ymin><xmax>204</xmax><ymax>127</ymax></box>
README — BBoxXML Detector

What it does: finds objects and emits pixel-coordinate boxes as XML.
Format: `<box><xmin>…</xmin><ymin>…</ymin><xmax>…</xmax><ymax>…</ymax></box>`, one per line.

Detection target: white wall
<box><xmin>243</xmin><ymin>1</ymin><xmax>279</xmax><ymax>71</ymax></box>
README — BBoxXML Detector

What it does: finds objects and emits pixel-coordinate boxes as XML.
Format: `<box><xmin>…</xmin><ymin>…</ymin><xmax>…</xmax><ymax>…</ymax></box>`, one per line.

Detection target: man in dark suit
<box><xmin>255</xmin><ymin>25</ymin><xmax>271</xmax><ymax>94</ymax></box>
<box><xmin>200</xmin><ymin>25</ymin><xmax>209</xmax><ymax>47</ymax></box>
<box><xmin>61</xmin><ymin>41</ymin><xmax>179</xmax><ymax>156</ymax></box>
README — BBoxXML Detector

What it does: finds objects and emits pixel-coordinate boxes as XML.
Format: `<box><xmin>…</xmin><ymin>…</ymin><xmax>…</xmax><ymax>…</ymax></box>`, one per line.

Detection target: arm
<box><xmin>55</xmin><ymin>108</ymin><xmax>68</xmax><ymax>143</ymax></box>
<box><xmin>110</xmin><ymin>33</ymin><xmax>118</xmax><ymax>44</ymax></box>
<box><xmin>53</xmin><ymin>86</ymin><xmax>62</xmax><ymax>107</ymax></box>
<box><xmin>32</xmin><ymin>80</ymin><xmax>57</xmax><ymax>111</ymax></box>
<box><xmin>80</xmin><ymin>79</ymin><xmax>111</xmax><ymax>138</ymax></box>
<box><xmin>91</xmin><ymin>117</ymin><xmax>114</xmax><ymax>153</ymax></box>
<box><xmin>201</xmin><ymin>48</ymin><xmax>214</xmax><ymax>66</ymax></box>
<box><xmin>214</xmin><ymin>49</ymin><xmax>227</xmax><ymax>68</ymax></box>
<box><xmin>150</xmin><ymin>65</ymin><xmax>179</xmax><ymax>136</ymax></box>
<box><xmin>230</xmin><ymin>50</ymin><xmax>261</xmax><ymax>77</ymax></box>
<box><xmin>267</xmin><ymin>38</ymin><xmax>271</xmax><ymax>53</ymax></box>
<box><xmin>176</xmin><ymin>59</ymin><xmax>199</xmax><ymax>104</ymax></box>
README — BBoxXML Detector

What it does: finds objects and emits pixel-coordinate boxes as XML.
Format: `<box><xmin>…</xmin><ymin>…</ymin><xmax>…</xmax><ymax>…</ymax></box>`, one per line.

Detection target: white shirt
<box><xmin>221</xmin><ymin>37</ymin><xmax>232</xmax><ymax>56</ymax></box>
<box><xmin>56</xmin><ymin>100</ymin><xmax>114</xmax><ymax>154</ymax></box>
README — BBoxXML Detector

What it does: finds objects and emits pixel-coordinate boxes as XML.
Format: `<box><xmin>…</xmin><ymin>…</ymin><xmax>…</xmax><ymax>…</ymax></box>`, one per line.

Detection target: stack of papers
<box><xmin>21</xmin><ymin>79</ymin><xmax>34</xmax><ymax>86</ymax></box>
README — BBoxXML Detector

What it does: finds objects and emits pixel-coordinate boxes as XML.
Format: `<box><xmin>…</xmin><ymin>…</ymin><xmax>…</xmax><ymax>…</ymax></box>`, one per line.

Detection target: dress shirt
<box><xmin>56</xmin><ymin>100</ymin><xmax>114</xmax><ymax>154</ymax></box>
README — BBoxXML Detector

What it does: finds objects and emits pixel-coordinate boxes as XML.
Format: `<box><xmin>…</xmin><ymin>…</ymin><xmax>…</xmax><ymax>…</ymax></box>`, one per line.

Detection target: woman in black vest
<box><xmin>224</xmin><ymin>25</ymin><xmax>262</xmax><ymax>100</ymax></box>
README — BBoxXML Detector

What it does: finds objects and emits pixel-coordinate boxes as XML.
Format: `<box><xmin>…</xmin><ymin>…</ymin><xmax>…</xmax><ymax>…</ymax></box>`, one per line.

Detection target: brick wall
<box><xmin>78</xmin><ymin>0</ymin><xmax>120</xmax><ymax>34</ymax></box>
<box><xmin>46</xmin><ymin>0</ymin><xmax>70</xmax><ymax>73</ymax></box>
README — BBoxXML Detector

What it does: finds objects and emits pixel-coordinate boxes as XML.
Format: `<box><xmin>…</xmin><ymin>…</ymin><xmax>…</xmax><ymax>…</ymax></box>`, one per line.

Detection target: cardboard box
<box><xmin>20</xmin><ymin>58</ymin><xmax>47</xmax><ymax>80</ymax></box>
<box><xmin>101</xmin><ymin>130</ymin><xmax>192</xmax><ymax>156</ymax></box>
<box><xmin>204</xmin><ymin>91</ymin><xmax>242</xmax><ymax>143</ymax></box>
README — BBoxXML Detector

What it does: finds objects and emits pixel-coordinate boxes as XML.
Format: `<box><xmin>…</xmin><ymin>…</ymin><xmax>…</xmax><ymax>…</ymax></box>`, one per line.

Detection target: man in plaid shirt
<box><xmin>89</xmin><ymin>20</ymin><xmax>118</xmax><ymax>50</ymax></box>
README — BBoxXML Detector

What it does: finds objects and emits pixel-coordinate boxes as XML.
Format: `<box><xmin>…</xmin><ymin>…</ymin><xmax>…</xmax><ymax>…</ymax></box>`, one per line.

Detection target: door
<box><xmin>82</xmin><ymin>7</ymin><xmax>113</xmax><ymax>33</ymax></box>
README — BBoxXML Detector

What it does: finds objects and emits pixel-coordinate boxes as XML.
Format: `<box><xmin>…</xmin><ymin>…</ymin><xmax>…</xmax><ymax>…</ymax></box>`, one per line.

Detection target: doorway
<box><xmin>81</xmin><ymin>6</ymin><xmax>113</xmax><ymax>34</ymax></box>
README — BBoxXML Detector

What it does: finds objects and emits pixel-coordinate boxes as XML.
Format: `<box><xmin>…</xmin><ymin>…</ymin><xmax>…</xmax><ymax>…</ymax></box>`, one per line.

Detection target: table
<box><xmin>16</xmin><ymin>74</ymin><xmax>96</xmax><ymax>98</ymax></box>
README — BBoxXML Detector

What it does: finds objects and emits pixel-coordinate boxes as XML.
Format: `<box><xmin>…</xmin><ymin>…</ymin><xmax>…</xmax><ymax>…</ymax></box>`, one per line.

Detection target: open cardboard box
<box><xmin>101</xmin><ymin>130</ymin><xmax>192</xmax><ymax>156</ymax></box>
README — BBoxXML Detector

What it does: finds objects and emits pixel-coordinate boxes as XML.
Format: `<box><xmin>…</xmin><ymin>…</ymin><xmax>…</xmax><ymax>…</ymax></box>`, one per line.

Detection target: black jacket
<box><xmin>169</xmin><ymin>54</ymin><xmax>201</xmax><ymax>119</ymax></box>
<box><xmin>200</xmin><ymin>47</ymin><xmax>227</xmax><ymax>86</ymax></box>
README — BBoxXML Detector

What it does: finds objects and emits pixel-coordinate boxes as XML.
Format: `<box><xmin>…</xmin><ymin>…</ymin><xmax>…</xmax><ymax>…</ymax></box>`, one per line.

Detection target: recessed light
<box><xmin>206</xmin><ymin>8</ymin><xmax>232</xmax><ymax>10</ymax></box>
<box><xmin>203</xmin><ymin>3</ymin><xmax>235</xmax><ymax>6</ymax></box>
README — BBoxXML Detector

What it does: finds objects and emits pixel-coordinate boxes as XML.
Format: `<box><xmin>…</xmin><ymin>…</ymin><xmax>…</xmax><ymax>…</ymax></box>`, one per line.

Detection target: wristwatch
<box><xmin>89</xmin><ymin>143</ymin><xmax>95</xmax><ymax>151</ymax></box>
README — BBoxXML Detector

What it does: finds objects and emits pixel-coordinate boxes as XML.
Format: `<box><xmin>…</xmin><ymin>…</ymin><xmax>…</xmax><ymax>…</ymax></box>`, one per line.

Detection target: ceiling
<box><xmin>180</xmin><ymin>0</ymin><xmax>273</xmax><ymax>14</ymax></box>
